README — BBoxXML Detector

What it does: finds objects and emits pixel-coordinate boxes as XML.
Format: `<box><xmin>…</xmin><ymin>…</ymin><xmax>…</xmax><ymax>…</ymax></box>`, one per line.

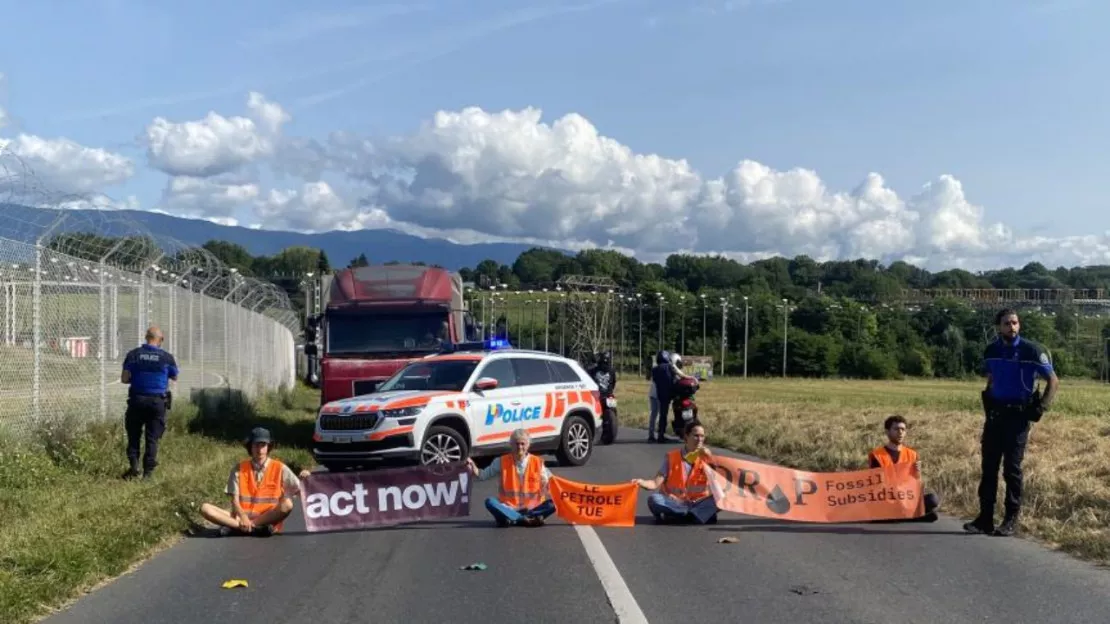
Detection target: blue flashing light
<box><xmin>439</xmin><ymin>338</ymin><xmax>512</xmax><ymax>354</ymax></box>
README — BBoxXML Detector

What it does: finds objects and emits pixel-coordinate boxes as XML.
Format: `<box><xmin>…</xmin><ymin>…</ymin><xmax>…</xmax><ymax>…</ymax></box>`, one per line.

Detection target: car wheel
<box><xmin>556</xmin><ymin>414</ymin><xmax>593</xmax><ymax>467</ymax></box>
<box><xmin>420</xmin><ymin>425</ymin><xmax>469</xmax><ymax>466</ymax></box>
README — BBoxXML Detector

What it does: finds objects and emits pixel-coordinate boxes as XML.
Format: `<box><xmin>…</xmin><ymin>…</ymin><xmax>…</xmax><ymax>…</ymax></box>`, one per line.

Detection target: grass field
<box><xmin>617</xmin><ymin>375</ymin><xmax>1110</xmax><ymax>565</ymax></box>
<box><xmin>0</xmin><ymin>383</ymin><xmax>319</xmax><ymax>624</ymax></box>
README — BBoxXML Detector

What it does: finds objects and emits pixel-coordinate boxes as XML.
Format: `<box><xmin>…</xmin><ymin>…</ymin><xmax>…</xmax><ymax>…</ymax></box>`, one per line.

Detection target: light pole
<box><xmin>743</xmin><ymin>295</ymin><xmax>749</xmax><ymax>378</ymax></box>
<box><xmin>656</xmin><ymin>292</ymin><xmax>664</xmax><ymax>352</ymax></box>
<box><xmin>680</xmin><ymin>294</ymin><xmax>686</xmax><ymax>354</ymax></box>
<box><xmin>782</xmin><ymin>298</ymin><xmax>789</xmax><ymax>378</ymax></box>
<box><xmin>543</xmin><ymin>288</ymin><xmax>550</xmax><ymax>352</ymax></box>
<box><xmin>637</xmin><ymin>293</ymin><xmax>643</xmax><ymax>375</ymax></box>
<box><xmin>700</xmin><ymin>294</ymin><xmax>707</xmax><ymax>356</ymax></box>
<box><xmin>720</xmin><ymin>297</ymin><xmax>728</xmax><ymax>377</ymax></box>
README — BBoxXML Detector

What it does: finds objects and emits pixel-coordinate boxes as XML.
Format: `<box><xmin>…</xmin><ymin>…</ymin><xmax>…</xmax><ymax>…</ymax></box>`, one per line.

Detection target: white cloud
<box><xmin>0</xmin><ymin>133</ymin><xmax>134</xmax><ymax>197</ymax></box>
<box><xmin>157</xmin><ymin>174</ymin><xmax>261</xmax><ymax>219</ymax></box>
<box><xmin>143</xmin><ymin>91</ymin><xmax>289</xmax><ymax>177</ymax></box>
<box><xmin>257</xmin><ymin>104</ymin><xmax>1110</xmax><ymax>271</ymax></box>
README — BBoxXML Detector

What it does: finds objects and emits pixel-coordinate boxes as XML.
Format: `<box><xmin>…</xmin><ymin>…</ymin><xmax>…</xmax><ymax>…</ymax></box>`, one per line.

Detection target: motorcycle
<box><xmin>600</xmin><ymin>392</ymin><xmax>619</xmax><ymax>445</ymax></box>
<box><xmin>670</xmin><ymin>376</ymin><xmax>700</xmax><ymax>437</ymax></box>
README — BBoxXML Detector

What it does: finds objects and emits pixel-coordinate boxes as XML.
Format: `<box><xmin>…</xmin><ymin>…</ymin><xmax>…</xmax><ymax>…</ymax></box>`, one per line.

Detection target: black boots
<box><xmin>963</xmin><ymin>510</ymin><xmax>1019</xmax><ymax>537</ymax></box>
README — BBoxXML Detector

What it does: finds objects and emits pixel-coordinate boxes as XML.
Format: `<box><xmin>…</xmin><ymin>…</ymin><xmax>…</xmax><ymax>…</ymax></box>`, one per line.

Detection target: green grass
<box><xmin>618</xmin><ymin>376</ymin><xmax>1110</xmax><ymax>566</ymax></box>
<box><xmin>0</xmin><ymin>383</ymin><xmax>319</xmax><ymax>624</ymax></box>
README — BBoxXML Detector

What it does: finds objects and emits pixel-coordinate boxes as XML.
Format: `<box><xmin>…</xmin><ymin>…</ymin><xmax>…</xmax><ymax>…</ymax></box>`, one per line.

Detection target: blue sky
<box><xmin>1</xmin><ymin>0</ymin><xmax>1108</xmax><ymax>270</ymax></box>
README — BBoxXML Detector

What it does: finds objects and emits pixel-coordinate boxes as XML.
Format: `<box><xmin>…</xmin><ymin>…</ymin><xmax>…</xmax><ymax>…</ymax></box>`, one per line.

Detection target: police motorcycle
<box><xmin>588</xmin><ymin>352</ymin><xmax>619</xmax><ymax>445</ymax></box>
<box><xmin>669</xmin><ymin>355</ymin><xmax>701</xmax><ymax>437</ymax></box>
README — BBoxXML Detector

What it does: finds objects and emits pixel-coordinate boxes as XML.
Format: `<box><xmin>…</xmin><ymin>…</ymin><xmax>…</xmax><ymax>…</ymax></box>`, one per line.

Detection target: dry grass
<box><xmin>616</xmin><ymin>376</ymin><xmax>1110</xmax><ymax>565</ymax></box>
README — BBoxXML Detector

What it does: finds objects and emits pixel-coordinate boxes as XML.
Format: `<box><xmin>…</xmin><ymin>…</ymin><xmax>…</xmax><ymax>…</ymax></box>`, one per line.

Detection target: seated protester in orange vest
<box><xmin>868</xmin><ymin>415</ymin><xmax>940</xmax><ymax>523</ymax></box>
<box><xmin>199</xmin><ymin>427</ymin><xmax>311</xmax><ymax>536</ymax></box>
<box><xmin>631</xmin><ymin>421</ymin><xmax>719</xmax><ymax>524</ymax></box>
<box><xmin>465</xmin><ymin>428</ymin><xmax>556</xmax><ymax>527</ymax></box>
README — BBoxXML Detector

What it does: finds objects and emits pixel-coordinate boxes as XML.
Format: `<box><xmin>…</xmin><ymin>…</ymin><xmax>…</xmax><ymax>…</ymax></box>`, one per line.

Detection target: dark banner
<box><xmin>299</xmin><ymin>463</ymin><xmax>472</xmax><ymax>532</ymax></box>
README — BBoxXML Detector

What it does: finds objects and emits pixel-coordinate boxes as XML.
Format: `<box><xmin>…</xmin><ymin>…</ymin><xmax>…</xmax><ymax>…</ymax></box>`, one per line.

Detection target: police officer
<box><xmin>965</xmin><ymin>308</ymin><xmax>1059</xmax><ymax>537</ymax></box>
<box><xmin>120</xmin><ymin>326</ymin><xmax>179</xmax><ymax>480</ymax></box>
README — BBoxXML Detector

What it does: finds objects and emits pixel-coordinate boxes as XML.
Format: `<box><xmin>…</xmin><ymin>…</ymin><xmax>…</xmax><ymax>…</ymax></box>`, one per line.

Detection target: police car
<box><xmin>312</xmin><ymin>340</ymin><xmax>604</xmax><ymax>471</ymax></box>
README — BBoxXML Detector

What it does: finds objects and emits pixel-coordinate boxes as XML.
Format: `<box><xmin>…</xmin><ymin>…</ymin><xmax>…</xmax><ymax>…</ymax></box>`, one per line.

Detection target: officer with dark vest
<box><xmin>965</xmin><ymin>308</ymin><xmax>1058</xmax><ymax>537</ymax></box>
<box><xmin>120</xmin><ymin>326</ymin><xmax>179</xmax><ymax>479</ymax></box>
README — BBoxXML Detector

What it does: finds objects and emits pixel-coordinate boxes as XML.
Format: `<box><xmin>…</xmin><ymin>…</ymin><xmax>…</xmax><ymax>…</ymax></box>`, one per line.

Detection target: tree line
<box><xmin>455</xmin><ymin>248</ymin><xmax>1110</xmax><ymax>381</ymax></box>
<box><xmin>45</xmin><ymin>231</ymin><xmax>1110</xmax><ymax>381</ymax></box>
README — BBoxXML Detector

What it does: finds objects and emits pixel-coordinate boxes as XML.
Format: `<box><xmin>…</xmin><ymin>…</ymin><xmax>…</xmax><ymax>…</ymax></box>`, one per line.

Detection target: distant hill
<box><xmin>0</xmin><ymin>204</ymin><xmax>556</xmax><ymax>269</ymax></box>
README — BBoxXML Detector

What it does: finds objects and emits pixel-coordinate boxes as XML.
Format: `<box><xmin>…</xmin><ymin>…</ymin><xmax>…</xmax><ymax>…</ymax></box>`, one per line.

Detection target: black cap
<box><xmin>245</xmin><ymin>427</ymin><xmax>272</xmax><ymax>447</ymax></box>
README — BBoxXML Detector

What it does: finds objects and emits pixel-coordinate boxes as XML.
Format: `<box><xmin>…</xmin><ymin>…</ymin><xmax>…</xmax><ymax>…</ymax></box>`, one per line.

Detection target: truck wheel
<box><xmin>556</xmin><ymin>415</ymin><xmax>593</xmax><ymax>467</ymax></box>
<box><xmin>420</xmin><ymin>425</ymin><xmax>468</xmax><ymax>466</ymax></box>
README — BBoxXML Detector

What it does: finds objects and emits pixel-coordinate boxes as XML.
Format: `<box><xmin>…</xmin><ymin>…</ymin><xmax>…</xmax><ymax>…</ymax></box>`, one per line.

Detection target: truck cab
<box><xmin>304</xmin><ymin>264</ymin><xmax>478</xmax><ymax>405</ymax></box>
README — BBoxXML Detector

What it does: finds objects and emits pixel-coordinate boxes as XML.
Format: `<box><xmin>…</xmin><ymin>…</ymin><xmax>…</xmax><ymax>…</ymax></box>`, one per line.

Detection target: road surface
<box><xmin>45</xmin><ymin>427</ymin><xmax>1110</xmax><ymax>624</ymax></box>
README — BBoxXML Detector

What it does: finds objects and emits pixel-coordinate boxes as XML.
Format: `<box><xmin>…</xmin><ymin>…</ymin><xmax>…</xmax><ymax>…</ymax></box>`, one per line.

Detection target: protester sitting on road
<box><xmin>465</xmin><ymin>428</ymin><xmax>556</xmax><ymax>527</ymax></box>
<box><xmin>632</xmin><ymin>421</ymin><xmax>719</xmax><ymax>524</ymax></box>
<box><xmin>868</xmin><ymin>414</ymin><xmax>940</xmax><ymax>523</ymax></box>
<box><xmin>199</xmin><ymin>427</ymin><xmax>311</xmax><ymax>537</ymax></box>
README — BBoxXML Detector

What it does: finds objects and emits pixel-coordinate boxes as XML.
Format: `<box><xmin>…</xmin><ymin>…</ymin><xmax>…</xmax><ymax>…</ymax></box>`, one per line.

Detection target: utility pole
<box><xmin>720</xmin><ymin>298</ymin><xmax>728</xmax><ymax>377</ymax></box>
<box><xmin>782</xmin><ymin>298</ymin><xmax>789</xmax><ymax>378</ymax></box>
<box><xmin>743</xmin><ymin>296</ymin><xmax>749</xmax><ymax>379</ymax></box>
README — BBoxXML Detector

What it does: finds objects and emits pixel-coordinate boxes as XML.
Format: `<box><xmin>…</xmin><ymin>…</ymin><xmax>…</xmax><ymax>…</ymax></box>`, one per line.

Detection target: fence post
<box><xmin>99</xmin><ymin>260</ymin><xmax>107</xmax><ymax>420</ymax></box>
<box><xmin>32</xmin><ymin>243</ymin><xmax>42</xmax><ymax>421</ymax></box>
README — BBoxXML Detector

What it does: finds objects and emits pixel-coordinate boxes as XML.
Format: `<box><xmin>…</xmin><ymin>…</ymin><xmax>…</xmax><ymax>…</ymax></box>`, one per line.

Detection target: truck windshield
<box><xmin>327</xmin><ymin>311</ymin><xmax>450</xmax><ymax>354</ymax></box>
<box><xmin>376</xmin><ymin>359</ymin><xmax>480</xmax><ymax>392</ymax></box>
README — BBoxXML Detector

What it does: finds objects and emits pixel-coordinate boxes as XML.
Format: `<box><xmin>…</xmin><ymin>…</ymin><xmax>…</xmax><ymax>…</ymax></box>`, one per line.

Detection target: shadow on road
<box><xmin>707</xmin><ymin>522</ymin><xmax>967</xmax><ymax>536</ymax></box>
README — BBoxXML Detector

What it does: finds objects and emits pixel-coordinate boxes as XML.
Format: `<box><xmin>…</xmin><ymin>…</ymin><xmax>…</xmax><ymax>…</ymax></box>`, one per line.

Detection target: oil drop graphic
<box><xmin>765</xmin><ymin>484</ymin><xmax>791</xmax><ymax>515</ymax></box>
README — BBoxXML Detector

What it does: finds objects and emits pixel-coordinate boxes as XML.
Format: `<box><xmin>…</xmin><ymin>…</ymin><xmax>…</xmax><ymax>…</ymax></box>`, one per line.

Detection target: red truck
<box><xmin>304</xmin><ymin>263</ymin><xmax>476</xmax><ymax>405</ymax></box>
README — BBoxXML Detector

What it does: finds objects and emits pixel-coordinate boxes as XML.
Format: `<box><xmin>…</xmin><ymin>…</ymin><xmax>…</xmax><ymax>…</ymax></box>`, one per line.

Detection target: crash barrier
<box><xmin>296</xmin><ymin>455</ymin><xmax>925</xmax><ymax>532</ymax></box>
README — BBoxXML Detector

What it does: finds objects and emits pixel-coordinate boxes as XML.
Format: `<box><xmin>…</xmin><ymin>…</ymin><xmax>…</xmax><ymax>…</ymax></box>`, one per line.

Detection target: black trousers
<box><xmin>126</xmin><ymin>394</ymin><xmax>167</xmax><ymax>472</ymax></box>
<box><xmin>977</xmin><ymin>406</ymin><xmax>1032</xmax><ymax>518</ymax></box>
<box><xmin>656</xmin><ymin>395</ymin><xmax>671</xmax><ymax>438</ymax></box>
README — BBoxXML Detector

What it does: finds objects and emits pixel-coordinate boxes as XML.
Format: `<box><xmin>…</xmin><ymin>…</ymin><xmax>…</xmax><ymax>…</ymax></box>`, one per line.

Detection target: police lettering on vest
<box><xmin>123</xmin><ymin>344</ymin><xmax>179</xmax><ymax>396</ymax></box>
<box><xmin>983</xmin><ymin>335</ymin><xmax>1054</xmax><ymax>403</ymax></box>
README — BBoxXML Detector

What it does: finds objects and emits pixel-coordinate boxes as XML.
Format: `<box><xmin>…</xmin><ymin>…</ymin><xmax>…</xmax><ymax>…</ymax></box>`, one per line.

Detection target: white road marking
<box><xmin>574</xmin><ymin>525</ymin><xmax>650</xmax><ymax>624</ymax></box>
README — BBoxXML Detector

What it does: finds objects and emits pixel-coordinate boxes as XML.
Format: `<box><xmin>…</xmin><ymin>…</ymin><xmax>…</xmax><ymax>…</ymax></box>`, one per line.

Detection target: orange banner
<box><xmin>703</xmin><ymin>455</ymin><xmax>925</xmax><ymax>523</ymax></box>
<box><xmin>548</xmin><ymin>476</ymin><xmax>638</xmax><ymax>527</ymax></box>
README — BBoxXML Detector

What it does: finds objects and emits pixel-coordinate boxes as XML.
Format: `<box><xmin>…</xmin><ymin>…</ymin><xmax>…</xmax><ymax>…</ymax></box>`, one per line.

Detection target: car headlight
<box><xmin>380</xmin><ymin>406</ymin><xmax>423</xmax><ymax>419</ymax></box>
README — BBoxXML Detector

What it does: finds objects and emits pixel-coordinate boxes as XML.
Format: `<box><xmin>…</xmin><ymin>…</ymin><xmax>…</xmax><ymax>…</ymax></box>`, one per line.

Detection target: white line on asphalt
<box><xmin>574</xmin><ymin>525</ymin><xmax>650</xmax><ymax>624</ymax></box>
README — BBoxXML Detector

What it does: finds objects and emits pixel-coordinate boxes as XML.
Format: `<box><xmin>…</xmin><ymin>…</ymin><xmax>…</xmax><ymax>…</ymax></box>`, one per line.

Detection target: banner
<box><xmin>548</xmin><ymin>476</ymin><xmax>638</xmax><ymax>527</ymax></box>
<box><xmin>299</xmin><ymin>463</ymin><xmax>471</xmax><ymax>532</ymax></box>
<box><xmin>703</xmin><ymin>455</ymin><xmax>924</xmax><ymax>523</ymax></box>
<box><xmin>683</xmin><ymin>356</ymin><xmax>713</xmax><ymax>380</ymax></box>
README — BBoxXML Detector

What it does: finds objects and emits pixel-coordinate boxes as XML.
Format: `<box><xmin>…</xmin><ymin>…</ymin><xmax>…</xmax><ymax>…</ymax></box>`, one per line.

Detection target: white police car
<box><xmin>312</xmin><ymin>340</ymin><xmax>604</xmax><ymax>470</ymax></box>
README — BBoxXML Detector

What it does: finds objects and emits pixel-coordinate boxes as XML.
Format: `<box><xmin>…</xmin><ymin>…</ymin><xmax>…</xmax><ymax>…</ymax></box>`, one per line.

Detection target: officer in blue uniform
<box><xmin>965</xmin><ymin>308</ymin><xmax>1058</xmax><ymax>537</ymax></box>
<box><xmin>120</xmin><ymin>326</ymin><xmax>179</xmax><ymax>479</ymax></box>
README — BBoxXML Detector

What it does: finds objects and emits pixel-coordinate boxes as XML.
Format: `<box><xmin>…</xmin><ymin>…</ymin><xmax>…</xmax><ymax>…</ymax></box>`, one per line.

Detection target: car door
<box><xmin>467</xmin><ymin>357</ymin><xmax>524</xmax><ymax>449</ymax></box>
<box><xmin>506</xmin><ymin>356</ymin><xmax>561</xmax><ymax>445</ymax></box>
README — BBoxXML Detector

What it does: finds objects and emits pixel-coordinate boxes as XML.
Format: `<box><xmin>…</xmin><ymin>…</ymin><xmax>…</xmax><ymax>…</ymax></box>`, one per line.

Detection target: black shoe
<box><xmin>141</xmin><ymin>471</ymin><xmax>154</xmax><ymax>480</ymax></box>
<box><xmin>122</xmin><ymin>466</ymin><xmax>141</xmax><ymax>480</ymax></box>
<box><xmin>994</xmin><ymin>514</ymin><xmax>1019</xmax><ymax>537</ymax></box>
<box><xmin>705</xmin><ymin>513</ymin><xmax>719</xmax><ymax>525</ymax></box>
<box><xmin>963</xmin><ymin>515</ymin><xmax>994</xmax><ymax>534</ymax></box>
<box><xmin>921</xmin><ymin>511</ymin><xmax>939</xmax><ymax>523</ymax></box>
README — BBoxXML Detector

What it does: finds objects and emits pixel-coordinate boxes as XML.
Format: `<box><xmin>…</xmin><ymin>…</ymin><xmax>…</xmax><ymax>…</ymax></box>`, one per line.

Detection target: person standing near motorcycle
<box><xmin>588</xmin><ymin>351</ymin><xmax>619</xmax><ymax>444</ymax></box>
<box><xmin>650</xmin><ymin>351</ymin><xmax>675</xmax><ymax>443</ymax></box>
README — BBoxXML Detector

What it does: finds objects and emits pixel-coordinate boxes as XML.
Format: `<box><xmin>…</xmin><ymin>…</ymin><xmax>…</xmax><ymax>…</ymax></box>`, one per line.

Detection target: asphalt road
<box><xmin>45</xmin><ymin>426</ymin><xmax>1110</xmax><ymax>624</ymax></box>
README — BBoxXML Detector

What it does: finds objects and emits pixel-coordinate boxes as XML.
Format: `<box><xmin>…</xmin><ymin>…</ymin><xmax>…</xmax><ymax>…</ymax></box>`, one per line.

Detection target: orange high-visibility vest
<box><xmin>237</xmin><ymin>458</ymin><xmax>287</xmax><ymax>532</ymax></box>
<box><xmin>868</xmin><ymin>444</ymin><xmax>919</xmax><ymax>468</ymax></box>
<box><xmin>662</xmin><ymin>449</ymin><xmax>710</xmax><ymax>503</ymax></box>
<box><xmin>498</xmin><ymin>454</ymin><xmax>544</xmax><ymax>509</ymax></box>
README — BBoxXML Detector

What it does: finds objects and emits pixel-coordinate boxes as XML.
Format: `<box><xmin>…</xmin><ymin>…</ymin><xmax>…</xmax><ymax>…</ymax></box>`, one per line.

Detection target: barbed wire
<box><xmin>0</xmin><ymin>144</ymin><xmax>299</xmax><ymax>332</ymax></box>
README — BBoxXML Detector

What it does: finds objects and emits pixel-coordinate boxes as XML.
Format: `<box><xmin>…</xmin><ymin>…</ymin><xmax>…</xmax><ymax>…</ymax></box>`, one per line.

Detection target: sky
<box><xmin>0</xmin><ymin>0</ymin><xmax>1108</xmax><ymax>272</ymax></box>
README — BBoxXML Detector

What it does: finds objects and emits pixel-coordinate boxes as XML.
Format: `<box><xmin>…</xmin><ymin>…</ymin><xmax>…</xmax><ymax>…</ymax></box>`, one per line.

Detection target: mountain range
<box><xmin>0</xmin><ymin>204</ymin><xmax>551</xmax><ymax>269</ymax></box>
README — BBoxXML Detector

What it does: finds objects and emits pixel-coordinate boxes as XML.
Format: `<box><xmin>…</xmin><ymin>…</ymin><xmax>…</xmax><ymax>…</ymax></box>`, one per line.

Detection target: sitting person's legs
<box><xmin>200</xmin><ymin>497</ymin><xmax>294</xmax><ymax>535</ymax></box>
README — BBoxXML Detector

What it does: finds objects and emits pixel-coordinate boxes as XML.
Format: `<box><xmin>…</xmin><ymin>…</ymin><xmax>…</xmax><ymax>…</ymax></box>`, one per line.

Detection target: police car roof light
<box><xmin>439</xmin><ymin>338</ymin><xmax>512</xmax><ymax>354</ymax></box>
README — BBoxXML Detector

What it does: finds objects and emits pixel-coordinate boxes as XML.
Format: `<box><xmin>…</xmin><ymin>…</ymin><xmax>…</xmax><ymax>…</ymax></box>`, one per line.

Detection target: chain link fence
<box><xmin>0</xmin><ymin>150</ymin><xmax>300</xmax><ymax>439</ymax></box>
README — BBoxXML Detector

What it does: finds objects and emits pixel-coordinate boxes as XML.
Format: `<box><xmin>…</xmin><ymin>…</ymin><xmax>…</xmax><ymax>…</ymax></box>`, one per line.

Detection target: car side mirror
<box><xmin>474</xmin><ymin>377</ymin><xmax>499</xmax><ymax>392</ymax></box>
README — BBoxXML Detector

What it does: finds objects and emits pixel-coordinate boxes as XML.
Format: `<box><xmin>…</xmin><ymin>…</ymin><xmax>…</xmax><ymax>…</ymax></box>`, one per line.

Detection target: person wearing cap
<box><xmin>120</xmin><ymin>325</ymin><xmax>179</xmax><ymax>479</ymax></box>
<box><xmin>198</xmin><ymin>427</ymin><xmax>311</xmax><ymax>537</ymax></box>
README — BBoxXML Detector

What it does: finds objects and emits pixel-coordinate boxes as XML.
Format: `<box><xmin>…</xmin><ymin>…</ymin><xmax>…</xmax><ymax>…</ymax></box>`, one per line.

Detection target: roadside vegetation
<box><xmin>0</xmin><ymin>383</ymin><xmax>320</xmax><ymax>624</ymax></box>
<box><xmin>618</xmin><ymin>376</ymin><xmax>1110</xmax><ymax>567</ymax></box>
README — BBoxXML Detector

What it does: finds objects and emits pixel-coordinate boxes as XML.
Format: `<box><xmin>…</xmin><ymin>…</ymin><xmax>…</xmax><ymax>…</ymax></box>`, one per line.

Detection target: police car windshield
<box><xmin>376</xmin><ymin>359</ymin><xmax>479</xmax><ymax>393</ymax></box>
<box><xmin>327</xmin><ymin>311</ymin><xmax>449</xmax><ymax>354</ymax></box>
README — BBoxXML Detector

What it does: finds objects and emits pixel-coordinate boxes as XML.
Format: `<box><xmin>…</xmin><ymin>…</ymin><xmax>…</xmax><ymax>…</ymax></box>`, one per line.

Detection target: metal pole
<box><xmin>743</xmin><ymin>297</ymin><xmax>749</xmax><ymax>378</ymax></box>
<box><xmin>638</xmin><ymin>300</ymin><xmax>643</xmax><ymax>376</ymax></box>
<box><xmin>702</xmin><ymin>298</ymin><xmax>707</xmax><ymax>356</ymax></box>
<box><xmin>544</xmin><ymin>296</ymin><xmax>550</xmax><ymax>351</ymax></box>
<box><xmin>720</xmin><ymin>302</ymin><xmax>727</xmax><ymax>377</ymax></box>
<box><xmin>782</xmin><ymin>299</ymin><xmax>789</xmax><ymax>378</ymax></box>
